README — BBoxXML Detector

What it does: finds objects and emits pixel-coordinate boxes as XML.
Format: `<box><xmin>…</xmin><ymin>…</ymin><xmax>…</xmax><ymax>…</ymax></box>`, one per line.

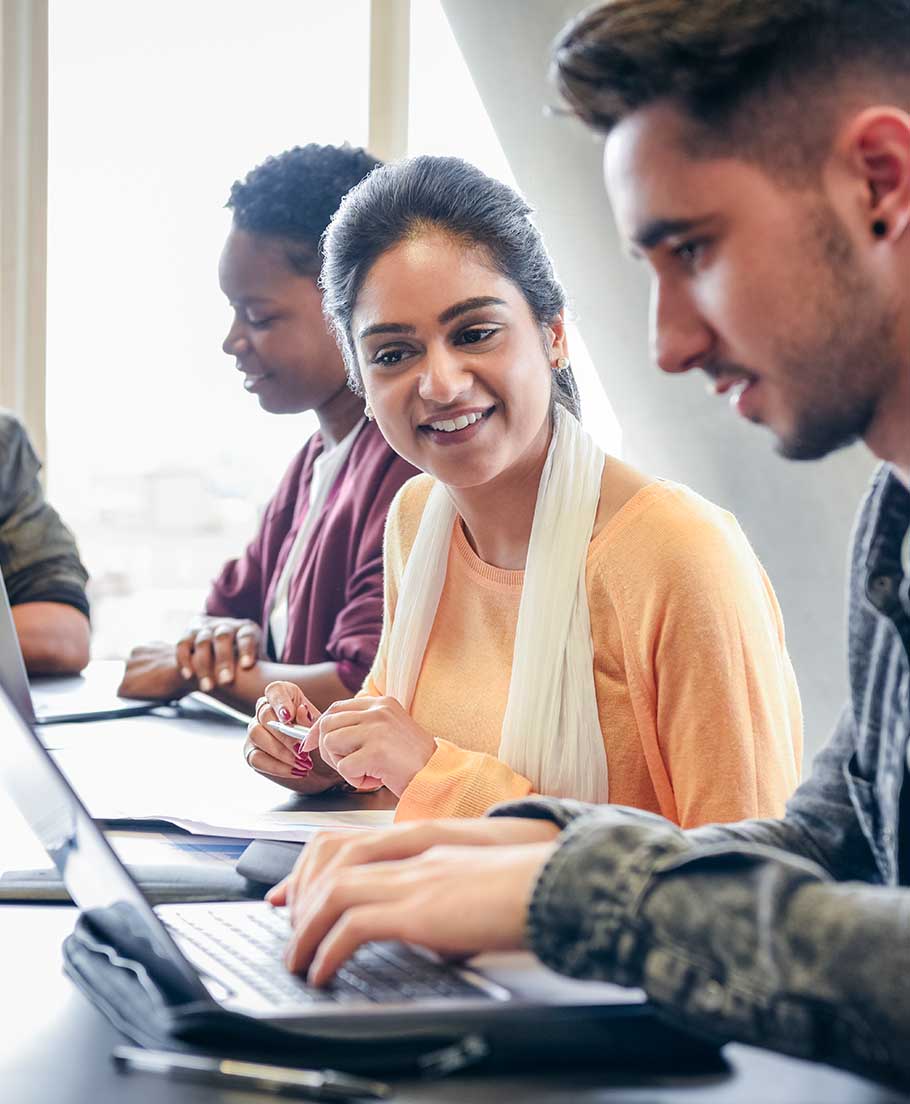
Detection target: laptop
<box><xmin>0</xmin><ymin>570</ymin><xmax>156</xmax><ymax>725</ymax></box>
<box><xmin>0</xmin><ymin>682</ymin><xmax>656</xmax><ymax>1036</ymax></box>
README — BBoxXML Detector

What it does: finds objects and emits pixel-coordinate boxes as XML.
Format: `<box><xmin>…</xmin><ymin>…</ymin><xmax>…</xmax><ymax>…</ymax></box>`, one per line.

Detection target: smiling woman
<box><xmin>246</xmin><ymin>155</ymin><xmax>804</xmax><ymax>828</ymax></box>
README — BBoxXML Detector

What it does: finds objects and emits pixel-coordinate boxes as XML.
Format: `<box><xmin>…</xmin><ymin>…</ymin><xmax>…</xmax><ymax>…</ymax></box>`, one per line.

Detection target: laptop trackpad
<box><xmin>472</xmin><ymin>952</ymin><xmax>646</xmax><ymax>1006</ymax></box>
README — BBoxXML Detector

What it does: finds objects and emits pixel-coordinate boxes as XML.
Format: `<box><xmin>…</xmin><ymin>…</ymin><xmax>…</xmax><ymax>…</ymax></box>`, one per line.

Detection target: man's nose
<box><xmin>650</xmin><ymin>280</ymin><xmax>713</xmax><ymax>376</ymax></box>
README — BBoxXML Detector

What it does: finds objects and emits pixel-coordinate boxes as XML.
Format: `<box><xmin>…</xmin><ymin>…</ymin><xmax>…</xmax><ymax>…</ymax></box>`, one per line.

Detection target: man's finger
<box><xmin>285</xmin><ymin>870</ymin><xmax>403</xmax><ymax>977</ymax></box>
<box><xmin>307</xmin><ymin>905</ymin><xmax>406</xmax><ymax>987</ymax></box>
<box><xmin>266</xmin><ymin>877</ymin><xmax>289</xmax><ymax>906</ymax></box>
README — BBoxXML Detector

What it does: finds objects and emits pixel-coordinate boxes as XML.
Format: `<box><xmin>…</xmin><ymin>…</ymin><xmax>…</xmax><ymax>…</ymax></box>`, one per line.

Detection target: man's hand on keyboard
<box><xmin>270</xmin><ymin>818</ymin><xmax>560</xmax><ymax>986</ymax></box>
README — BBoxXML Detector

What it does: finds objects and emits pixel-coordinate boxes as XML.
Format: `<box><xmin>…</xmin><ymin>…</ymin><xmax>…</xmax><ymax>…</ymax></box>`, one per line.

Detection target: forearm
<box><xmin>525</xmin><ymin>807</ymin><xmax>909</xmax><ymax>1085</ymax></box>
<box><xmin>12</xmin><ymin>602</ymin><xmax>90</xmax><ymax>675</ymax></box>
<box><xmin>396</xmin><ymin>739</ymin><xmax>533</xmax><ymax>820</ymax></box>
<box><xmin>210</xmin><ymin>661</ymin><xmax>350</xmax><ymax>714</ymax></box>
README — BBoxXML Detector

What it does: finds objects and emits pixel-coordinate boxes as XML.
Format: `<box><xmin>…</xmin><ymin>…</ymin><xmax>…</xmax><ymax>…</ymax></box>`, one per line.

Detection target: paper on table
<box><xmin>142</xmin><ymin>808</ymin><xmax>396</xmax><ymax>842</ymax></box>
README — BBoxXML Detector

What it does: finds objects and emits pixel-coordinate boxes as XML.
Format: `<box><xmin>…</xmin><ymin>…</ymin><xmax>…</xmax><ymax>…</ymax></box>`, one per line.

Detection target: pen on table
<box><xmin>111</xmin><ymin>1046</ymin><xmax>391</xmax><ymax>1101</ymax></box>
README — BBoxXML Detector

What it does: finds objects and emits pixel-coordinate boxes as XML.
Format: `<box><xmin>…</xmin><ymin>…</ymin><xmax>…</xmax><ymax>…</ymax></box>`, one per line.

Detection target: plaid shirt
<box><xmin>0</xmin><ymin>412</ymin><xmax>89</xmax><ymax>617</ymax></box>
<box><xmin>496</xmin><ymin>465</ymin><xmax>910</xmax><ymax>1085</ymax></box>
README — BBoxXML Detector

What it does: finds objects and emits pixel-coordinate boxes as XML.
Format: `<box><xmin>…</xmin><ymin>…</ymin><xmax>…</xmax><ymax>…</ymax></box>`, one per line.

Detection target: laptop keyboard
<box><xmin>164</xmin><ymin>904</ymin><xmax>494</xmax><ymax>1009</ymax></box>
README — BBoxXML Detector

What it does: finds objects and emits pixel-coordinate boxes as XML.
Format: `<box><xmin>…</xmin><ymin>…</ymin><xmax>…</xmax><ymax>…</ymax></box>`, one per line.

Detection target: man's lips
<box><xmin>706</xmin><ymin>372</ymin><xmax>759</xmax><ymax>397</ymax></box>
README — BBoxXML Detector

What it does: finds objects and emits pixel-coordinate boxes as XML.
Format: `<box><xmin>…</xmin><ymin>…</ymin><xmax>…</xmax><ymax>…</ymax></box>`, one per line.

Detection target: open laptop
<box><xmin>0</xmin><ymin>683</ymin><xmax>659</xmax><ymax>1038</ymax></box>
<box><xmin>0</xmin><ymin>570</ymin><xmax>156</xmax><ymax>725</ymax></box>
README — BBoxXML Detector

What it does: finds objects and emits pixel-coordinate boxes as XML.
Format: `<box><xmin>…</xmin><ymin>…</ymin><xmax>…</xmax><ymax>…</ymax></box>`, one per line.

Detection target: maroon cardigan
<box><xmin>205</xmin><ymin>421</ymin><xmax>418</xmax><ymax>693</ymax></box>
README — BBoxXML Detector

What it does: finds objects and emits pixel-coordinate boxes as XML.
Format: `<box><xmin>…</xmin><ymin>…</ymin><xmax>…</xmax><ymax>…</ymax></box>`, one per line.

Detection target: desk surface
<box><xmin>2</xmin><ymin>697</ymin><xmax>908</xmax><ymax>1102</ymax></box>
<box><xmin>3</xmin><ymin>906</ymin><xmax>907</xmax><ymax>1104</ymax></box>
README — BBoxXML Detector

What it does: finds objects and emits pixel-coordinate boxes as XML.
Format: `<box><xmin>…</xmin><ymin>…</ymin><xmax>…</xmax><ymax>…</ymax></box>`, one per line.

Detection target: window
<box><xmin>46</xmin><ymin>0</ymin><xmax>371</xmax><ymax>656</ymax></box>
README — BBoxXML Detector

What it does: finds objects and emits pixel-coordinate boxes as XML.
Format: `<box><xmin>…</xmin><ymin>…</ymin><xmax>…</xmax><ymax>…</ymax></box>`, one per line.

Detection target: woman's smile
<box><xmin>417</xmin><ymin>404</ymin><xmax>496</xmax><ymax>446</ymax></box>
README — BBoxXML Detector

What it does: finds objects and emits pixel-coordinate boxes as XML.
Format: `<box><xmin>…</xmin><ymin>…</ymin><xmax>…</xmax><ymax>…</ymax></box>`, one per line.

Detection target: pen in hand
<box><xmin>111</xmin><ymin>1045</ymin><xmax>391</xmax><ymax>1101</ymax></box>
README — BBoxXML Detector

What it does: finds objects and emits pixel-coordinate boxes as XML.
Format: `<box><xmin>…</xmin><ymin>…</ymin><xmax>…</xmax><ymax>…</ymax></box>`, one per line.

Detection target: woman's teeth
<box><xmin>428</xmin><ymin>411</ymin><xmax>484</xmax><ymax>433</ymax></box>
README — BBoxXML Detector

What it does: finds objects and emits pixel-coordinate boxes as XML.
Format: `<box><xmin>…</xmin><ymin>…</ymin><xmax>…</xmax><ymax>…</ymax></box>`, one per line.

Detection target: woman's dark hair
<box><xmin>226</xmin><ymin>143</ymin><xmax>382</xmax><ymax>277</ymax></box>
<box><xmin>319</xmin><ymin>155</ymin><xmax>581</xmax><ymax>418</ymax></box>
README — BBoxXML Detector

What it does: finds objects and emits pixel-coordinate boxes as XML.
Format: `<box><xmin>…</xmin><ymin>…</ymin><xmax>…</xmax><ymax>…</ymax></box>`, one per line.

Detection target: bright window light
<box><xmin>46</xmin><ymin>0</ymin><xmax>371</xmax><ymax>656</ymax></box>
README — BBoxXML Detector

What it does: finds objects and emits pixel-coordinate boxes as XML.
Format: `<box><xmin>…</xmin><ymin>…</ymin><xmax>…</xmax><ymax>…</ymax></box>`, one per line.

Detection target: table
<box><xmin>3</xmin><ymin>906</ymin><xmax>907</xmax><ymax>1103</ymax></box>
<box><xmin>2</xmin><ymin>691</ymin><xmax>908</xmax><ymax>1102</ymax></box>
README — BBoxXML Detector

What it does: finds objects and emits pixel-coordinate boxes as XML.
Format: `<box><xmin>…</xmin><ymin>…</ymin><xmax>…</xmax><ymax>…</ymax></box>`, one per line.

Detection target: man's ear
<box><xmin>836</xmin><ymin>107</ymin><xmax>910</xmax><ymax>241</ymax></box>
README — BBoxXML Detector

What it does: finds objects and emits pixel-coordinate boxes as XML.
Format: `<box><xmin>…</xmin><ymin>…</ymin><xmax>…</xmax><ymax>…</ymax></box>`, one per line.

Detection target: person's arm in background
<box><xmin>12</xmin><ymin>603</ymin><xmax>90</xmax><ymax>676</ymax></box>
<box><xmin>120</xmin><ymin>445</ymin><xmax>414</xmax><ymax>713</ymax></box>
<box><xmin>0</xmin><ymin>414</ymin><xmax>90</xmax><ymax>675</ymax></box>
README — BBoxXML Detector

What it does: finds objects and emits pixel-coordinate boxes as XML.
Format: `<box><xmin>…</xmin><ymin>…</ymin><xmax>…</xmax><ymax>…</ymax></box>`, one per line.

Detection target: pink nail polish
<box><xmin>305</xmin><ymin>707</ymin><xmax>314</xmax><ymax>722</ymax></box>
<box><xmin>279</xmin><ymin>707</ymin><xmax>292</xmax><ymax>723</ymax></box>
<box><xmin>291</xmin><ymin>765</ymin><xmax>311</xmax><ymax>778</ymax></box>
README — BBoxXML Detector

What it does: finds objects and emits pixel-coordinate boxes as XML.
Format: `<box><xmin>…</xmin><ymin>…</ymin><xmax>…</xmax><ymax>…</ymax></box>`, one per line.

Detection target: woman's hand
<box><xmin>118</xmin><ymin>641</ymin><xmax>194</xmax><ymax>701</ymax></box>
<box><xmin>267</xmin><ymin>816</ymin><xmax>562</xmax><ymax>923</ymax></box>
<box><xmin>176</xmin><ymin>616</ymin><xmax>262</xmax><ymax>693</ymax></box>
<box><xmin>302</xmin><ymin>696</ymin><xmax>436</xmax><ymax>796</ymax></box>
<box><xmin>243</xmin><ymin>681</ymin><xmax>340</xmax><ymax>794</ymax></box>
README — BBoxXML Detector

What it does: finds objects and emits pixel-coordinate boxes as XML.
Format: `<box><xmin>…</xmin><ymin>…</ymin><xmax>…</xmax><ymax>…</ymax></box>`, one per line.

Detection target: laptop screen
<box><xmin>0</xmin><ymin>684</ymin><xmax>207</xmax><ymax>998</ymax></box>
<box><xmin>0</xmin><ymin>570</ymin><xmax>37</xmax><ymax>725</ymax></box>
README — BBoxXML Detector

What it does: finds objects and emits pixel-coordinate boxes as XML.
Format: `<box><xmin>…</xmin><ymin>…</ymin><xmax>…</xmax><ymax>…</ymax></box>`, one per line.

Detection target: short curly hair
<box><xmin>226</xmin><ymin>143</ymin><xmax>382</xmax><ymax>276</ymax></box>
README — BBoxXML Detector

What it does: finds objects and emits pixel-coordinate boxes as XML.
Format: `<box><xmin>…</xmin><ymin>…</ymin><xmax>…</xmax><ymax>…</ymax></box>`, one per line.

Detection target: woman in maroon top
<box><xmin>119</xmin><ymin>145</ymin><xmax>417</xmax><ymax>722</ymax></box>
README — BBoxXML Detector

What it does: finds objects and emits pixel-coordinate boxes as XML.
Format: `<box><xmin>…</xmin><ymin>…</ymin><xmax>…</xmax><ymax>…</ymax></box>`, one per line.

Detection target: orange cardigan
<box><xmin>364</xmin><ymin>473</ymin><xmax>802</xmax><ymax>828</ymax></box>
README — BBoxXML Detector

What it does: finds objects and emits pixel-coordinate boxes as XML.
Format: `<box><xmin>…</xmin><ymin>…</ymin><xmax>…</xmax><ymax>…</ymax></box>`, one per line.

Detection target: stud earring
<box><xmin>872</xmin><ymin>219</ymin><xmax>888</xmax><ymax>238</ymax></box>
<box><xmin>555</xmin><ymin>356</ymin><xmax>571</xmax><ymax>372</ymax></box>
<box><xmin>364</xmin><ymin>403</ymin><xmax>374</xmax><ymax>421</ymax></box>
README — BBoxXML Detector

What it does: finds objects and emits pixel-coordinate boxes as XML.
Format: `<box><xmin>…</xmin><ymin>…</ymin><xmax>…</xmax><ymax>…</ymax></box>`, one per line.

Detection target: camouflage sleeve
<box><xmin>521</xmin><ymin>805</ymin><xmax>907</xmax><ymax>1085</ymax></box>
<box><xmin>0</xmin><ymin>414</ymin><xmax>89</xmax><ymax>616</ymax></box>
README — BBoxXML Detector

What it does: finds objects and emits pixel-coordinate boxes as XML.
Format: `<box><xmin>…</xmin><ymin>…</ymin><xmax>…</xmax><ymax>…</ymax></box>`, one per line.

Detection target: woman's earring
<box><xmin>364</xmin><ymin>403</ymin><xmax>374</xmax><ymax>421</ymax></box>
<box><xmin>555</xmin><ymin>356</ymin><xmax>570</xmax><ymax>372</ymax></box>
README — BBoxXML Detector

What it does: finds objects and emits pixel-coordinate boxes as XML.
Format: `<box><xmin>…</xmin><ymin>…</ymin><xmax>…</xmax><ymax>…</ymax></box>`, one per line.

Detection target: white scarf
<box><xmin>385</xmin><ymin>405</ymin><xmax>609</xmax><ymax>803</ymax></box>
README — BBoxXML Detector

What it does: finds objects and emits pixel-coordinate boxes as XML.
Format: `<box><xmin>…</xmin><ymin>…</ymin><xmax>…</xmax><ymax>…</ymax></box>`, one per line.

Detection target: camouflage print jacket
<box><xmin>0</xmin><ymin>413</ymin><xmax>89</xmax><ymax>616</ymax></box>
<box><xmin>494</xmin><ymin>465</ymin><xmax>910</xmax><ymax>1086</ymax></box>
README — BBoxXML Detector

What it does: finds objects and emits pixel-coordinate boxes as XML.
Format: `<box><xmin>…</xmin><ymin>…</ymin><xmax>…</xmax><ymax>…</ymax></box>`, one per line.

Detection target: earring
<box><xmin>364</xmin><ymin>403</ymin><xmax>374</xmax><ymax>421</ymax></box>
<box><xmin>872</xmin><ymin>219</ymin><xmax>888</xmax><ymax>239</ymax></box>
<box><xmin>555</xmin><ymin>356</ymin><xmax>570</xmax><ymax>372</ymax></box>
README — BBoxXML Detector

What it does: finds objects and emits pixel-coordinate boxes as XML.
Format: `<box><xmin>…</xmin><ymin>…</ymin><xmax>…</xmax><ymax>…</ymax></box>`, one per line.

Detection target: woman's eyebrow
<box><xmin>358</xmin><ymin>322</ymin><xmax>417</xmax><ymax>340</ymax></box>
<box><xmin>437</xmin><ymin>296</ymin><xmax>507</xmax><ymax>325</ymax></box>
<box><xmin>358</xmin><ymin>296</ymin><xmax>507</xmax><ymax>339</ymax></box>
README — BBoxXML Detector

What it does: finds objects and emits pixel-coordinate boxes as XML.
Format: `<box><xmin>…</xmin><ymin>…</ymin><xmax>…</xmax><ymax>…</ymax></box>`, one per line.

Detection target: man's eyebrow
<box><xmin>437</xmin><ymin>296</ymin><xmax>507</xmax><ymax>325</ymax></box>
<box><xmin>358</xmin><ymin>322</ymin><xmax>417</xmax><ymax>340</ymax></box>
<box><xmin>633</xmin><ymin>216</ymin><xmax>712</xmax><ymax>251</ymax></box>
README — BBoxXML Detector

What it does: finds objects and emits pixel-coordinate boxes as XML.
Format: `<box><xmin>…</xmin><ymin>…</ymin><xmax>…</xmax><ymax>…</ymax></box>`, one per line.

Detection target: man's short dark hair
<box><xmin>226</xmin><ymin>143</ymin><xmax>381</xmax><ymax>276</ymax></box>
<box><xmin>553</xmin><ymin>0</ymin><xmax>910</xmax><ymax>178</ymax></box>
